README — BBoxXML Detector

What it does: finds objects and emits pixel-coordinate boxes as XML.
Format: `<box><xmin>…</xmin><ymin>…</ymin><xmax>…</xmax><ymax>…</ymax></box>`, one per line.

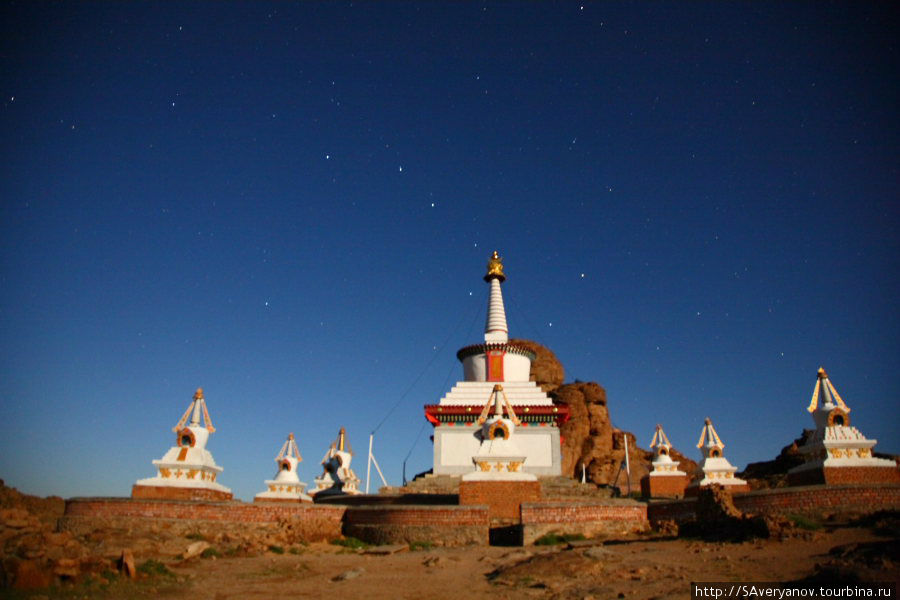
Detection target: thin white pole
<box><xmin>623</xmin><ymin>432</ymin><xmax>631</xmax><ymax>496</ymax></box>
<box><xmin>581</xmin><ymin>462</ymin><xmax>586</xmax><ymax>484</ymax></box>
<box><xmin>366</xmin><ymin>434</ymin><xmax>374</xmax><ymax>494</ymax></box>
<box><xmin>371</xmin><ymin>453</ymin><xmax>387</xmax><ymax>488</ymax></box>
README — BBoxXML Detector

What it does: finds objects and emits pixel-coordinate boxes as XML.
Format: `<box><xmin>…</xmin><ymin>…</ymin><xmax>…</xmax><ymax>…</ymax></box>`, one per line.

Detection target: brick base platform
<box><xmin>131</xmin><ymin>485</ymin><xmax>233</xmax><ymax>501</ymax></box>
<box><xmin>459</xmin><ymin>480</ymin><xmax>542</xmax><ymax>520</ymax></box>
<box><xmin>253</xmin><ymin>497</ymin><xmax>312</xmax><ymax>504</ymax></box>
<box><xmin>787</xmin><ymin>466</ymin><xmax>900</xmax><ymax>487</ymax></box>
<box><xmin>648</xmin><ymin>484</ymin><xmax>900</xmax><ymax>525</ymax></box>
<box><xmin>640</xmin><ymin>474</ymin><xmax>689</xmax><ymax>499</ymax></box>
<box><xmin>684</xmin><ymin>483</ymin><xmax>749</xmax><ymax>497</ymax></box>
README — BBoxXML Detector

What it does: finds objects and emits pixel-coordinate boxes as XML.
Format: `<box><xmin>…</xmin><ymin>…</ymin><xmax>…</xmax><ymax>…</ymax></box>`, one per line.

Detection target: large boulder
<box><xmin>532</xmin><ymin>371</ymin><xmax>697</xmax><ymax>490</ymax></box>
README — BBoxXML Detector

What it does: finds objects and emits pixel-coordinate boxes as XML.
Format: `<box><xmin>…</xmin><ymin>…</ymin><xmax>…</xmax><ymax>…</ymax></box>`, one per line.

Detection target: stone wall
<box><xmin>342</xmin><ymin>505</ymin><xmax>489</xmax><ymax>546</ymax></box>
<box><xmin>648</xmin><ymin>484</ymin><xmax>900</xmax><ymax>525</ymax></box>
<box><xmin>520</xmin><ymin>500</ymin><xmax>649</xmax><ymax>545</ymax></box>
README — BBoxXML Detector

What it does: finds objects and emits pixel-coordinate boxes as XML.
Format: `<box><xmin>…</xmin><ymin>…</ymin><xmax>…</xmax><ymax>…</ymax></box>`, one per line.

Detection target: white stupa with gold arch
<box><xmin>685</xmin><ymin>418</ymin><xmax>748</xmax><ymax>495</ymax></box>
<box><xmin>132</xmin><ymin>388</ymin><xmax>232</xmax><ymax>501</ymax></box>
<box><xmin>462</xmin><ymin>385</ymin><xmax>537</xmax><ymax>482</ymax></box>
<box><xmin>787</xmin><ymin>367</ymin><xmax>899</xmax><ymax>485</ymax></box>
<box><xmin>254</xmin><ymin>433</ymin><xmax>312</xmax><ymax>503</ymax></box>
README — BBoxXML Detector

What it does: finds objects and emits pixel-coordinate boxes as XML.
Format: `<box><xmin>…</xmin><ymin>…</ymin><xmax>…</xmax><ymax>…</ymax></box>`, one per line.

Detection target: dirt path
<box><xmin>136</xmin><ymin>527</ymin><xmax>894</xmax><ymax>600</ymax></box>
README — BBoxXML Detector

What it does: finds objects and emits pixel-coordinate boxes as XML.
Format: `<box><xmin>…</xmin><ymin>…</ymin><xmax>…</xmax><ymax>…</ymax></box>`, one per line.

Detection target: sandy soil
<box><xmin>15</xmin><ymin>525</ymin><xmax>890</xmax><ymax>600</ymax></box>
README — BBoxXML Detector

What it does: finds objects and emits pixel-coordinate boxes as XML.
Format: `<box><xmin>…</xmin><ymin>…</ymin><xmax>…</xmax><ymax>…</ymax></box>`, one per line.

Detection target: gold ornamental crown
<box><xmin>484</xmin><ymin>250</ymin><xmax>506</xmax><ymax>283</ymax></box>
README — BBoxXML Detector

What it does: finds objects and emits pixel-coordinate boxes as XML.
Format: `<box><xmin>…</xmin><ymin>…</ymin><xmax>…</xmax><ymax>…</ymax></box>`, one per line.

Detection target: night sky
<box><xmin>1</xmin><ymin>3</ymin><xmax>897</xmax><ymax>500</ymax></box>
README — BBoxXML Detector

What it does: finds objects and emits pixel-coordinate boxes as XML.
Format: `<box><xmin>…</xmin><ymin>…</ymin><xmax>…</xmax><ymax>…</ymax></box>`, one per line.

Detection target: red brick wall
<box><xmin>648</xmin><ymin>484</ymin><xmax>900</xmax><ymax>524</ymax></box>
<box><xmin>342</xmin><ymin>505</ymin><xmax>489</xmax><ymax>526</ymax></box>
<box><xmin>65</xmin><ymin>497</ymin><xmax>345</xmax><ymax>524</ymax></box>
<box><xmin>520</xmin><ymin>500</ymin><xmax>649</xmax><ymax>544</ymax></box>
<box><xmin>521</xmin><ymin>500</ymin><xmax>647</xmax><ymax>524</ymax></box>
<box><xmin>459</xmin><ymin>480</ymin><xmax>541</xmax><ymax>520</ymax></box>
<box><xmin>342</xmin><ymin>505</ymin><xmax>490</xmax><ymax>546</ymax></box>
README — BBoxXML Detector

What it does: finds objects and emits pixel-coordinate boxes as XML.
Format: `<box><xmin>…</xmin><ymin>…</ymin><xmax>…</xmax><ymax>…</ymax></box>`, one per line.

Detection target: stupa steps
<box><xmin>439</xmin><ymin>381</ymin><xmax>554</xmax><ymax>405</ymax></box>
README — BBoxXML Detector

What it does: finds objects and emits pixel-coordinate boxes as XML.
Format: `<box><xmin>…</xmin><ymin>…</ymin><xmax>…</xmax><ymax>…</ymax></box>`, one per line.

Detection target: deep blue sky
<box><xmin>1</xmin><ymin>2</ymin><xmax>897</xmax><ymax>500</ymax></box>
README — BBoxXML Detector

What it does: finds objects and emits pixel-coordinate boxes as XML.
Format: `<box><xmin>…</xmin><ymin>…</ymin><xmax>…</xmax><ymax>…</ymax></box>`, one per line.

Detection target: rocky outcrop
<box><xmin>739</xmin><ymin>430</ymin><xmax>813</xmax><ymax>489</ymax></box>
<box><xmin>0</xmin><ymin>480</ymin><xmax>108</xmax><ymax>590</ymax></box>
<box><xmin>679</xmin><ymin>485</ymin><xmax>792</xmax><ymax>542</ymax></box>
<box><xmin>548</xmin><ymin>379</ymin><xmax>697</xmax><ymax>489</ymax></box>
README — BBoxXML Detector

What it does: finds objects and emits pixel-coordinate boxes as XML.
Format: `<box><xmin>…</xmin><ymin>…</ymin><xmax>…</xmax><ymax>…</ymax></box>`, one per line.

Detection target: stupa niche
<box><xmin>132</xmin><ymin>388</ymin><xmax>233</xmax><ymax>501</ymax></box>
<box><xmin>787</xmin><ymin>368</ymin><xmax>900</xmax><ymax>486</ymax></box>
<box><xmin>640</xmin><ymin>424</ymin><xmax>688</xmax><ymax>498</ymax></box>
<box><xmin>308</xmin><ymin>428</ymin><xmax>361</xmax><ymax>497</ymax></box>
<box><xmin>425</xmin><ymin>252</ymin><xmax>568</xmax><ymax>477</ymax></box>
<box><xmin>685</xmin><ymin>418</ymin><xmax>748</xmax><ymax>496</ymax></box>
<box><xmin>254</xmin><ymin>433</ymin><xmax>312</xmax><ymax>503</ymax></box>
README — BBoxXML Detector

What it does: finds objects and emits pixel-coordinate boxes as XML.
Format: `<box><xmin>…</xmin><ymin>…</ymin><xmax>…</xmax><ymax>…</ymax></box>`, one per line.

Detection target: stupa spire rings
<box><xmin>484</xmin><ymin>250</ymin><xmax>506</xmax><ymax>283</ymax></box>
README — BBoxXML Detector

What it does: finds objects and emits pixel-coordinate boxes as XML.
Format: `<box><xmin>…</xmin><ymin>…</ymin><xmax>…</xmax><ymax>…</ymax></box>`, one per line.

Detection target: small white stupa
<box><xmin>787</xmin><ymin>367</ymin><xmax>900</xmax><ymax>486</ymax></box>
<box><xmin>308</xmin><ymin>428</ymin><xmax>361</xmax><ymax>497</ymax></box>
<box><xmin>254</xmin><ymin>433</ymin><xmax>312</xmax><ymax>503</ymax></box>
<box><xmin>132</xmin><ymin>388</ymin><xmax>232</xmax><ymax>501</ymax></box>
<box><xmin>462</xmin><ymin>384</ymin><xmax>537</xmax><ymax>482</ymax></box>
<box><xmin>685</xmin><ymin>417</ymin><xmax>748</xmax><ymax>496</ymax></box>
<box><xmin>640</xmin><ymin>424</ymin><xmax>688</xmax><ymax>498</ymax></box>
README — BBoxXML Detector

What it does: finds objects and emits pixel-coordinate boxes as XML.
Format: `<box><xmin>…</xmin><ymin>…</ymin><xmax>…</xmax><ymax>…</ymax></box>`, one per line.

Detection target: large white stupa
<box><xmin>425</xmin><ymin>252</ymin><xmax>567</xmax><ymax>477</ymax></box>
<box><xmin>254</xmin><ymin>433</ymin><xmax>312</xmax><ymax>503</ymax></box>
<box><xmin>787</xmin><ymin>367</ymin><xmax>900</xmax><ymax>486</ymax></box>
<box><xmin>132</xmin><ymin>388</ymin><xmax>232</xmax><ymax>501</ymax></box>
<box><xmin>685</xmin><ymin>417</ymin><xmax>748</xmax><ymax>495</ymax></box>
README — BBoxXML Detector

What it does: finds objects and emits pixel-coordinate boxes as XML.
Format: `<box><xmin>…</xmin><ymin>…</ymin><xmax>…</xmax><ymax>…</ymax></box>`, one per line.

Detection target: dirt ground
<box><xmin>5</xmin><ymin>524</ymin><xmax>897</xmax><ymax>600</ymax></box>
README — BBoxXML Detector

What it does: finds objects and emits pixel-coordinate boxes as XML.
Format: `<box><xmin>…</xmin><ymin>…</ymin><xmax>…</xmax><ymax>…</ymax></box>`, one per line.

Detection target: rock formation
<box><xmin>0</xmin><ymin>480</ymin><xmax>108</xmax><ymax>590</ymax></box>
<box><xmin>516</xmin><ymin>340</ymin><xmax>697</xmax><ymax>489</ymax></box>
<box><xmin>739</xmin><ymin>430</ymin><xmax>813</xmax><ymax>489</ymax></box>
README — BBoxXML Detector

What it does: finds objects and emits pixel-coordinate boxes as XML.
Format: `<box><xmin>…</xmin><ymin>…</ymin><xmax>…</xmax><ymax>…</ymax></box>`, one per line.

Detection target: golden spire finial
<box><xmin>484</xmin><ymin>250</ymin><xmax>506</xmax><ymax>283</ymax></box>
<box><xmin>817</xmin><ymin>367</ymin><xmax>827</xmax><ymax>379</ymax></box>
<box><xmin>194</xmin><ymin>388</ymin><xmax>204</xmax><ymax>400</ymax></box>
<box><xmin>338</xmin><ymin>427</ymin><xmax>346</xmax><ymax>452</ymax></box>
